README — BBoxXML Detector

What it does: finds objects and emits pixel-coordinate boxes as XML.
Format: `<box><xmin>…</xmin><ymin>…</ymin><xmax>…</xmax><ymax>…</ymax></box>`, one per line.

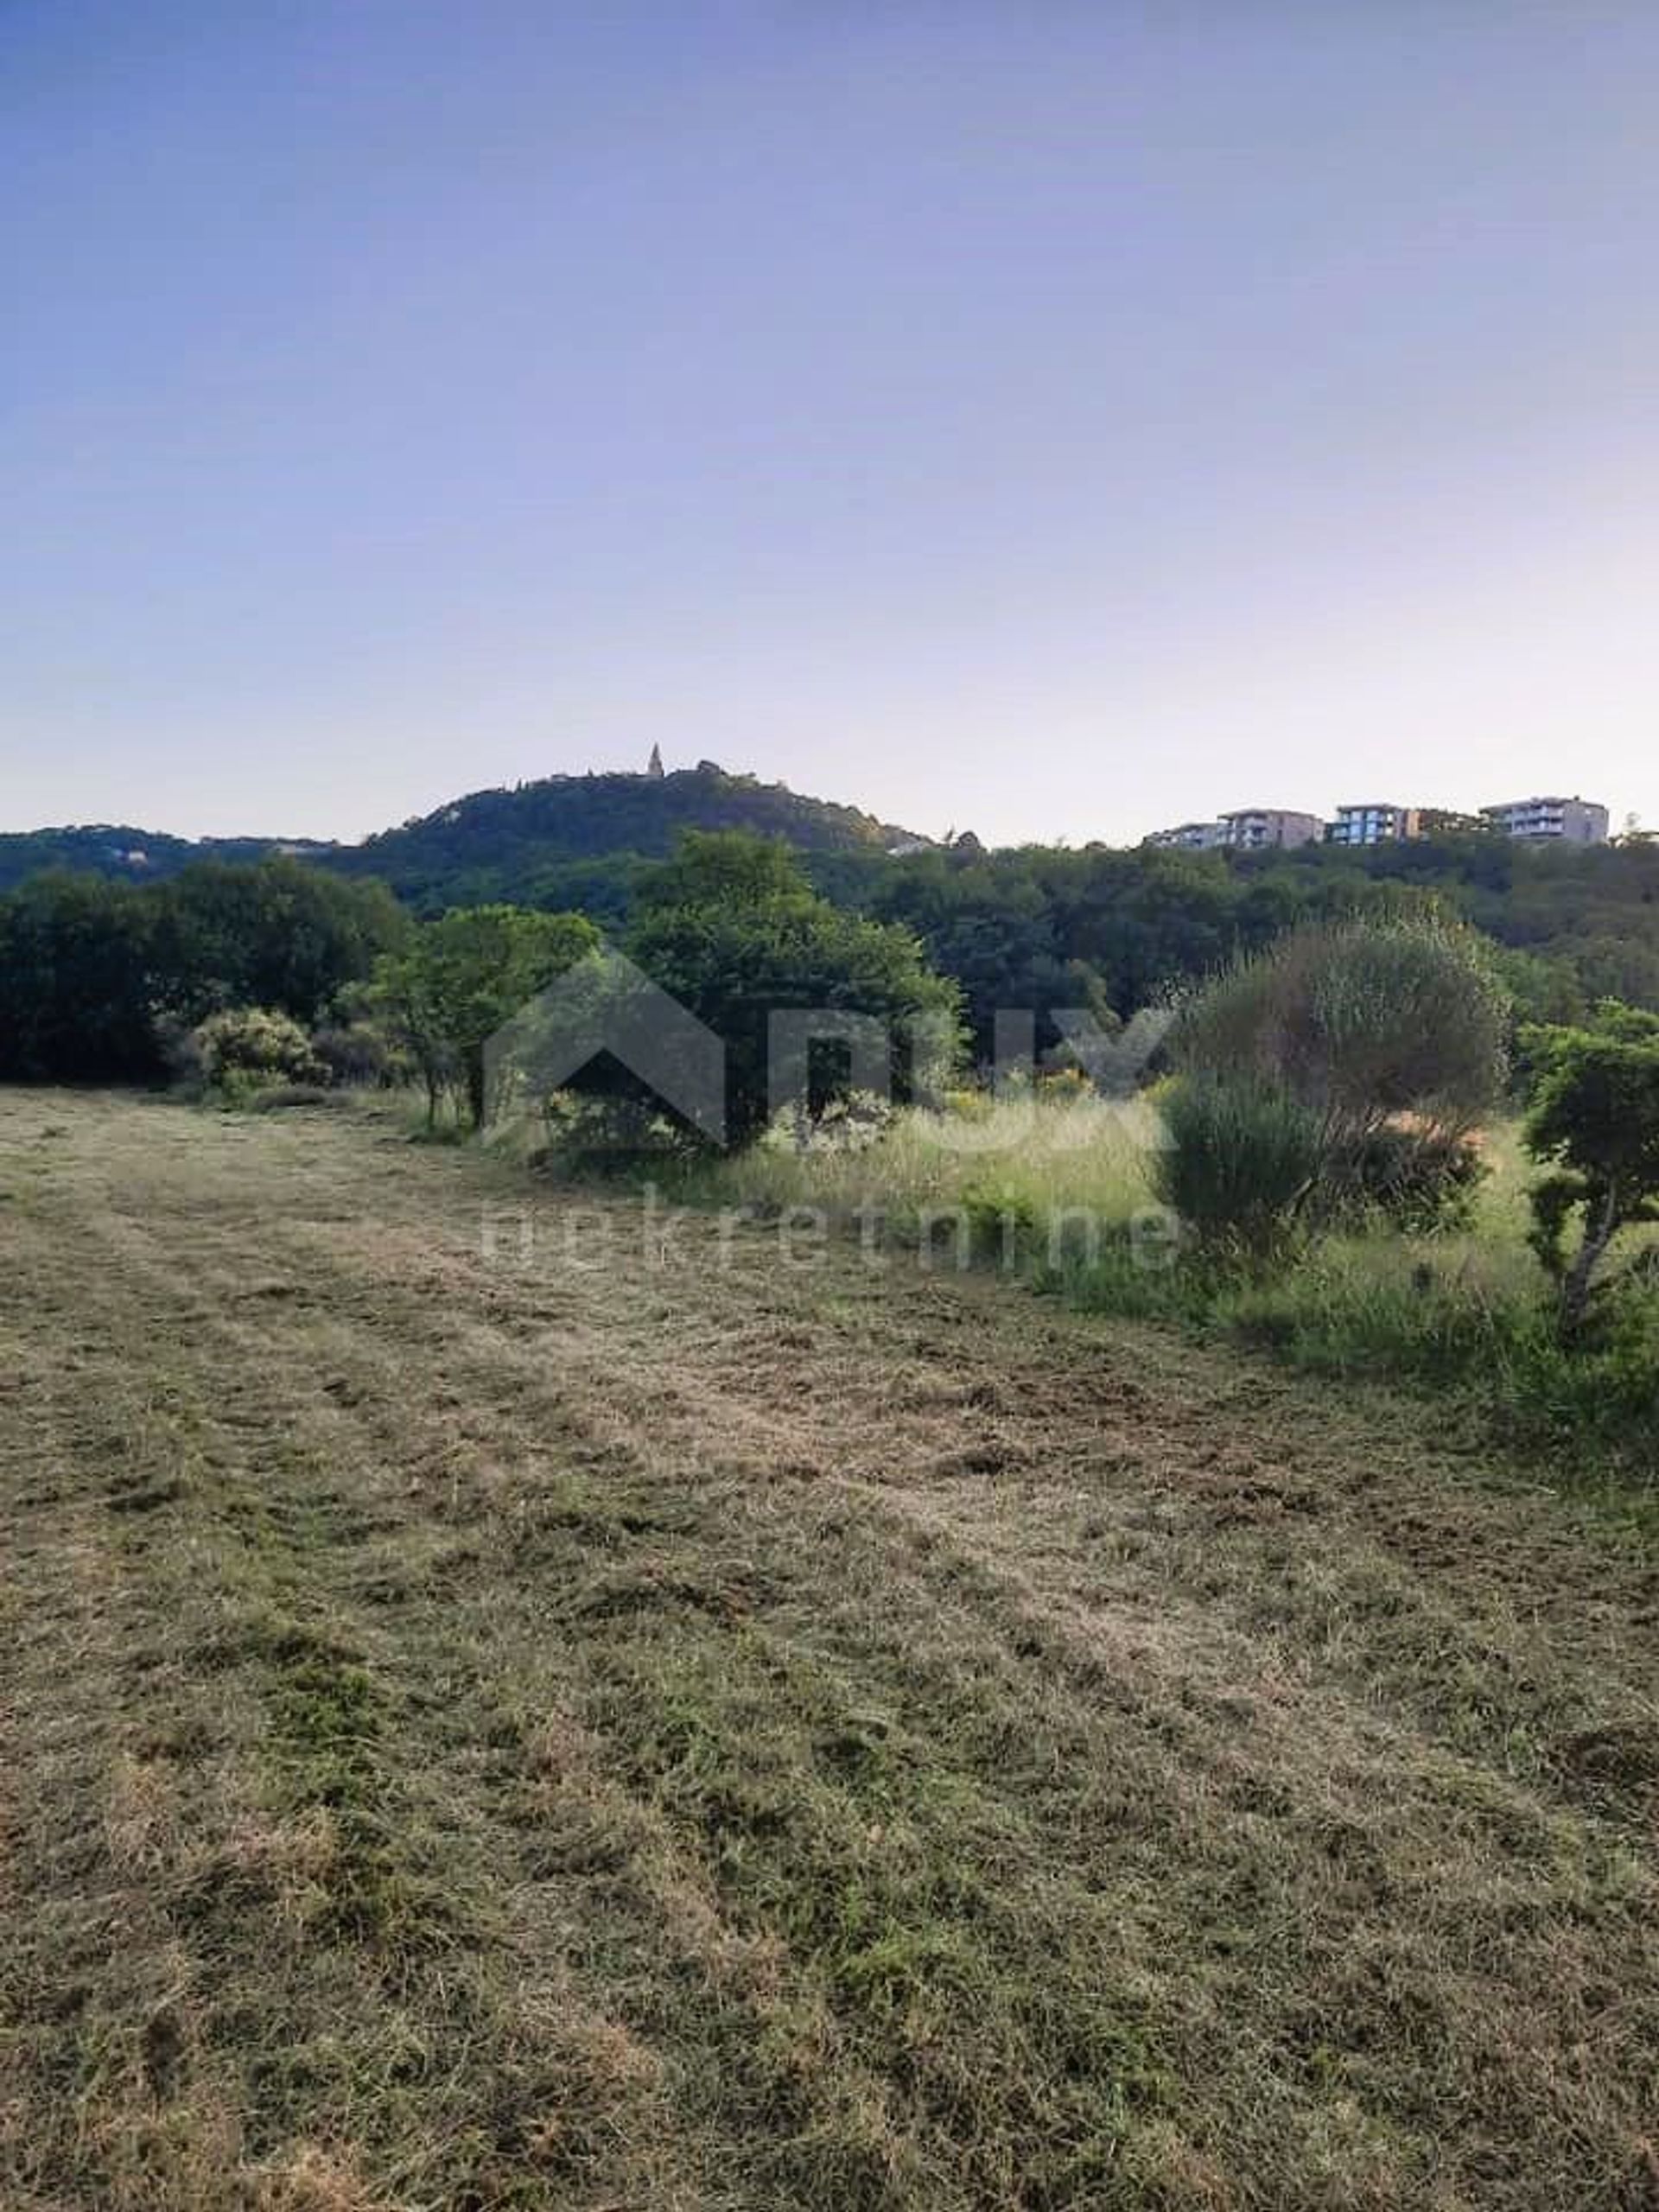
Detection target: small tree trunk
<box><xmin>464</xmin><ymin>1049</ymin><xmax>486</xmax><ymax>1133</ymax></box>
<box><xmin>1560</xmin><ymin>1180</ymin><xmax>1621</xmax><ymax>1340</ymax></box>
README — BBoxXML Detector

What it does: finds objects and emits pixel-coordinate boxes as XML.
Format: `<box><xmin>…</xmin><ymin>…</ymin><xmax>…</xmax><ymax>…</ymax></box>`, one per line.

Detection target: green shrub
<box><xmin>308</xmin><ymin>1020</ymin><xmax>397</xmax><ymax>1089</ymax></box>
<box><xmin>960</xmin><ymin>1179</ymin><xmax>1039</xmax><ymax>1264</ymax></box>
<box><xmin>193</xmin><ymin>1007</ymin><xmax>327</xmax><ymax>1096</ymax></box>
<box><xmin>1153</xmin><ymin>1076</ymin><xmax>1322</xmax><ymax>1263</ymax></box>
<box><xmin>1178</xmin><ymin>911</ymin><xmax>1508</xmax><ymax>1122</ymax></box>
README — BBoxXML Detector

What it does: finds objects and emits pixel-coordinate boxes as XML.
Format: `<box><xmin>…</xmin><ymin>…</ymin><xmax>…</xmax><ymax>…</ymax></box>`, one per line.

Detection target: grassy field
<box><xmin>4</xmin><ymin>1091</ymin><xmax>1659</xmax><ymax>2209</ymax></box>
<box><xmin>701</xmin><ymin>1102</ymin><xmax>1659</xmax><ymax>1484</ymax></box>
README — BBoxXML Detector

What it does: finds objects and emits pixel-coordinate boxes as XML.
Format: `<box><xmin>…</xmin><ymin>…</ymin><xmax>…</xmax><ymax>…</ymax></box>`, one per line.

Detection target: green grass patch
<box><xmin>250</xmin><ymin>1613</ymin><xmax>440</xmax><ymax>1945</ymax></box>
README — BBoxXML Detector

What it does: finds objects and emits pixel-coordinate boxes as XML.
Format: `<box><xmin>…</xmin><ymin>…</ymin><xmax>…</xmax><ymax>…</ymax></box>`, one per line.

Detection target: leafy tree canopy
<box><xmin>626</xmin><ymin>834</ymin><xmax>963</xmax><ymax>1144</ymax></box>
<box><xmin>371</xmin><ymin>906</ymin><xmax>601</xmax><ymax>1128</ymax></box>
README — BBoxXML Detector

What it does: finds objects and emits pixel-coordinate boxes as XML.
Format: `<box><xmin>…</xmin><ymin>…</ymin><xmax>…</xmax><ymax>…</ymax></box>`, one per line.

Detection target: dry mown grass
<box><xmin>3</xmin><ymin>1090</ymin><xmax>1659</xmax><ymax>2209</ymax></box>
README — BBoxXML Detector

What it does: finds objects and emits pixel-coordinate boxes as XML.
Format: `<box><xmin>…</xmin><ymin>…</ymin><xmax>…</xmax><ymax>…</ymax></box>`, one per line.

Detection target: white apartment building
<box><xmin>1481</xmin><ymin>796</ymin><xmax>1610</xmax><ymax>845</ymax></box>
<box><xmin>1150</xmin><ymin>792</ymin><xmax>1614</xmax><ymax>853</ymax></box>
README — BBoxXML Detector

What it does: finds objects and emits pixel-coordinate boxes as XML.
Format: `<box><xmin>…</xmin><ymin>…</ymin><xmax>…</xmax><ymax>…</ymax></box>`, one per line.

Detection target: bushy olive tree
<box><xmin>1166</xmin><ymin>911</ymin><xmax>1510</xmax><ymax>1243</ymax></box>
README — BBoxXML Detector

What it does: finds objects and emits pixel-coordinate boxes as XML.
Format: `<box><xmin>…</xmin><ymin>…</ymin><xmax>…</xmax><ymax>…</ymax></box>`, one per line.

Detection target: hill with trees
<box><xmin>0</xmin><ymin>826</ymin><xmax>339</xmax><ymax>894</ymax></box>
<box><xmin>0</xmin><ymin>766</ymin><xmax>933</xmax><ymax>910</ymax></box>
<box><xmin>327</xmin><ymin>763</ymin><xmax>937</xmax><ymax>911</ymax></box>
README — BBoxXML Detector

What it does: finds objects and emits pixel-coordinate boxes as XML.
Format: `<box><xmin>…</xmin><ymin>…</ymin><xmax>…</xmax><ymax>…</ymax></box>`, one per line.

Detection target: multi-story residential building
<box><xmin>1144</xmin><ymin>820</ymin><xmax>1226</xmax><ymax>851</ymax></box>
<box><xmin>1217</xmin><ymin>808</ymin><xmax>1324</xmax><ymax>852</ymax></box>
<box><xmin>1150</xmin><ymin>792</ymin><xmax>1614</xmax><ymax>853</ymax></box>
<box><xmin>1481</xmin><ymin>795</ymin><xmax>1610</xmax><ymax>845</ymax></box>
<box><xmin>1147</xmin><ymin>810</ymin><xmax>1322</xmax><ymax>853</ymax></box>
<box><xmin>1326</xmin><ymin>803</ymin><xmax>1420</xmax><ymax>847</ymax></box>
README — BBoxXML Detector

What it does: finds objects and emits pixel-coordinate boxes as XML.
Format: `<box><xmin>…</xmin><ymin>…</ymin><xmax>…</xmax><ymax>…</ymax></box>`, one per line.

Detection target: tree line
<box><xmin>8</xmin><ymin>826</ymin><xmax>1659</xmax><ymax>1119</ymax></box>
<box><xmin>425</xmin><ymin>833</ymin><xmax>1659</xmax><ymax>1058</ymax></box>
<box><xmin>0</xmin><ymin>860</ymin><xmax>408</xmax><ymax>1083</ymax></box>
<box><xmin>0</xmin><ymin>837</ymin><xmax>957</xmax><ymax>1142</ymax></box>
<box><xmin>9</xmin><ymin>773</ymin><xmax>1657</xmax><ymax>1033</ymax></box>
<box><xmin>335</xmin><ymin>781</ymin><xmax>1659</xmax><ymax>1029</ymax></box>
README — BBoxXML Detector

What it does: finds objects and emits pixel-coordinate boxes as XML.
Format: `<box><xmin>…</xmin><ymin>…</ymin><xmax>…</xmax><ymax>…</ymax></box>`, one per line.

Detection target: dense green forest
<box><xmin>4</xmin><ymin>768</ymin><xmax>1659</xmax><ymax>1085</ymax></box>
<box><xmin>843</xmin><ymin>833</ymin><xmax>1659</xmax><ymax>1051</ymax></box>
<box><xmin>0</xmin><ymin>860</ymin><xmax>406</xmax><ymax>1083</ymax></box>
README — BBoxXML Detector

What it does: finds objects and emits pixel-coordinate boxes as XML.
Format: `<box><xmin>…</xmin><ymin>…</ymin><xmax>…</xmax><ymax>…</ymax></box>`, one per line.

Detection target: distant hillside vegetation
<box><xmin>327</xmin><ymin>764</ymin><xmax>936</xmax><ymax>912</ymax></box>
<box><xmin>0</xmin><ymin>825</ymin><xmax>336</xmax><ymax>894</ymax></box>
<box><xmin>0</xmin><ymin>767</ymin><xmax>931</xmax><ymax>910</ymax></box>
<box><xmin>8</xmin><ymin>770</ymin><xmax>1658</xmax><ymax>1027</ymax></box>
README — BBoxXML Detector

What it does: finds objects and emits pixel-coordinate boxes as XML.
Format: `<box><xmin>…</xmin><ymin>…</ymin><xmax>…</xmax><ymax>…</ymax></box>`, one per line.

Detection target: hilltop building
<box><xmin>1327</xmin><ymin>804</ymin><xmax>1419</xmax><ymax>847</ymax></box>
<box><xmin>1149</xmin><ymin>790</ymin><xmax>1613</xmax><ymax>852</ymax></box>
<box><xmin>1147</xmin><ymin>809</ymin><xmax>1321</xmax><ymax>853</ymax></box>
<box><xmin>1481</xmin><ymin>795</ymin><xmax>1609</xmax><ymax>844</ymax></box>
<box><xmin>1217</xmin><ymin>808</ymin><xmax>1324</xmax><ymax>851</ymax></box>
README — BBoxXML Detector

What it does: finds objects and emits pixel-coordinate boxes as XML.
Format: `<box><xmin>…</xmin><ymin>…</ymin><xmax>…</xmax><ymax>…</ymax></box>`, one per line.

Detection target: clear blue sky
<box><xmin>5</xmin><ymin>3</ymin><xmax>1656</xmax><ymax>845</ymax></box>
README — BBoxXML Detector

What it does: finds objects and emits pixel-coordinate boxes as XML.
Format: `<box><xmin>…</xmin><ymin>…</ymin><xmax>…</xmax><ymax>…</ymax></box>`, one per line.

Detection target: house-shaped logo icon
<box><xmin>482</xmin><ymin>946</ymin><xmax>727</xmax><ymax>1147</ymax></box>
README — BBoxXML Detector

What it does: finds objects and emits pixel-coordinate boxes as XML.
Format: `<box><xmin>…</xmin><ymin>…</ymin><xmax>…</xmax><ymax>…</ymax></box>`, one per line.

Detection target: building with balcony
<box><xmin>1326</xmin><ymin>804</ymin><xmax>1421</xmax><ymax>847</ymax></box>
<box><xmin>1481</xmin><ymin>796</ymin><xmax>1610</xmax><ymax>844</ymax></box>
<box><xmin>1217</xmin><ymin>808</ymin><xmax>1324</xmax><ymax>851</ymax></box>
<box><xmin>1147</xmin><ymin>809</ymin><xmax>1323</xmax><ymax>853</ymax></box>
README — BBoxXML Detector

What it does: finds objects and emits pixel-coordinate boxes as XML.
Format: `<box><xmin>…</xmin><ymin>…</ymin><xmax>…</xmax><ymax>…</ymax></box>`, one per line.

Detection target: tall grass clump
<box><xmin>693</xmin><ymin>1086</ymin><xmax>1158</xmax><ymax>1259</ymax></box>
<box><xmin>1153</xmin><ymin>1075</ymin><xmax>1320</xmax><ymax>1265</ymax></box>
